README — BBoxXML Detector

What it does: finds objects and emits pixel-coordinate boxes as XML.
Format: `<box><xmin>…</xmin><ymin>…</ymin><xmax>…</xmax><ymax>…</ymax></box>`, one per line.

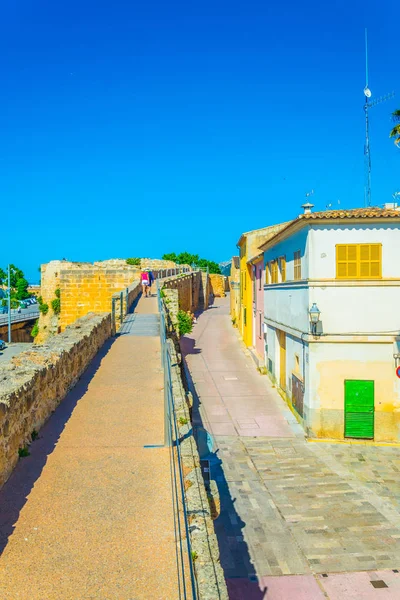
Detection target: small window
<box><xmin>244</xmin><ymin>307</ymin><xmax>247</xmax><ymax>326</ymax></box>
<box><xmin>259</xmin><ymin>312</ymin><xmax>262</xmax><ymax>338</ymax></box>
<box><xmin>258</xmin><ymin>267</ymin><xmax>262</xmax><ymax>290</ymax></box>
<box><xmin>294</xmin><ymin>353</ymin><xmax>300</xmax><ymax>372</ymax></box>
<box><xmin>294</xmin><ymin>250</ymin><xmax>301</xmax><ymax>280</ymax></box>
<box><xmin>336</xmin><ymin>244</ymin><xmax>381</xmax><ymax>279</ymax></box>
<box><xmin>279</xmin><ymin>256</ymin><xmax>286</xmax><ymax>282</ymax></box>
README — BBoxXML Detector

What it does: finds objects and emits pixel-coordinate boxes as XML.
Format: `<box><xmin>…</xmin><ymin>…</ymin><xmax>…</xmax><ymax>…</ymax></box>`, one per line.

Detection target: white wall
<box><xmin>264</xmin><ymin>228</ymin><xmax>310</xmax><ymax>280</ymax></box>
<box><xmin>264</xmin><ymin>222</ymin><xmax>400</xmax><ymax>335</ymax></box>
<box><xmin>265</xmin><ymin>285</ymin><xmax>310</xmax><ymax>333</ymax></box>
<box><xmin>309</xmin><ymin>223</ymin><xmax>400</xmax><ymax>334</ymax></box>
<box><xmin>265</xmin><ymin>325</ymin><xmax>277</xmax><ymax>379</ymax></box>
<box><xmin>264</xmin><ymin>228</ymin><xmax>310</xmax><ymax>332</ymax></box>
<box><xmin>309</xmin><ymin>223</ymin><xmax>400</xmax><ymax>279</ymax></box>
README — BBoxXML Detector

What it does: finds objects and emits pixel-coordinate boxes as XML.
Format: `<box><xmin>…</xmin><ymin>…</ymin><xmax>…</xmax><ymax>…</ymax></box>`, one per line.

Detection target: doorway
<box><xmin>344</xmin><ymin>380</ymin><xmax>374</xmax><ymax>439</ymax></box>
<box><xmin>278</xmin><ymin>329</ymin><xmax>286</xmax><ymax>391</ymax></box>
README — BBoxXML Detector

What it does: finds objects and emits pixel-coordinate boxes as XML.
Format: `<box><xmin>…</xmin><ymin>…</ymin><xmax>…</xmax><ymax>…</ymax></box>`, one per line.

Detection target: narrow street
<box><xmin>181</xmin><ymin>296</ymin><xmax>400</xmax><ymax>600</ymax></box>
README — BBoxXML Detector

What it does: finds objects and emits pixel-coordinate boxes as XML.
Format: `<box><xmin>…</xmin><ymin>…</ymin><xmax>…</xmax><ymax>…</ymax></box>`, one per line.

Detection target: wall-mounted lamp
<box><xmin>309</xmin><ymin>303</ymin><xmax>321</xmax><ymax>335</ymax></box>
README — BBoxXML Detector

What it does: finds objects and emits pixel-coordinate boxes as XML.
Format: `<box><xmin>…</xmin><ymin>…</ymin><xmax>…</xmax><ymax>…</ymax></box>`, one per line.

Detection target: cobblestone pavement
<box><xmin>182</xmin><ymin>296</ymin><xmax>400</xmax><ymax>599</ymax></box>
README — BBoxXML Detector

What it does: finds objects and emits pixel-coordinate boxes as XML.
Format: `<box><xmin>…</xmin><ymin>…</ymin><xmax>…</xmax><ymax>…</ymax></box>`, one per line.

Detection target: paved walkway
<box><xmin>0</xmin><ymin>291</ymin><xmax>181</xmax><ymax>600</ymax></box>
<box><xmin>181</xmin><ymin>296</ymin><xmax>400</xmax><ymax>600</ymax></box>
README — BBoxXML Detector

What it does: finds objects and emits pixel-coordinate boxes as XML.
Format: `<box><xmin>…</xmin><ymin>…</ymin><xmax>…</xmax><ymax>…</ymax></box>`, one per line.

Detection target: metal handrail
<box><xmin>157</xmin><ymin>281</ymin><xmax>198</xmax><ymax>600</ymax></box>
<box><xmin>0</xmin><ymin>310</ymin><xmax>39</xmax><ymax>326</ymax></box>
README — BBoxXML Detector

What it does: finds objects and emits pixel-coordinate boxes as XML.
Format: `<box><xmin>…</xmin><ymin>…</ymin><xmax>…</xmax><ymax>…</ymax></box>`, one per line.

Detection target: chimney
<box><xmin>301</xmin><ymin>202</ymin><xmax>314</xmax><ymax>215</ymax></box>
<box><xmin>384</xmin><ymin>202</ymin><xmax>399</xmax><ymax>211</ymax></box>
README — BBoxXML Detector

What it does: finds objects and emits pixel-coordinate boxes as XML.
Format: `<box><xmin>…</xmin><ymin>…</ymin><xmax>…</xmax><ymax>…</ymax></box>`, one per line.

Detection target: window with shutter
<box><xmin>279</xmin><ymin>256</ymin><xmax>286</xmax><ymax>282</ymax></box>
<box><xmin>294</xmin><ymin>250</ymin><xmax>301</xmax><ymax>280</ymax></box>
<box><xmin>336</xmin><ymin>244</ymin><xmax>381</xmax><ymax>279</ymax></box>
<box><xmin>271</xmin><ymin>260</ymin><xmax>278</xmax><ymax>283</ymax></box>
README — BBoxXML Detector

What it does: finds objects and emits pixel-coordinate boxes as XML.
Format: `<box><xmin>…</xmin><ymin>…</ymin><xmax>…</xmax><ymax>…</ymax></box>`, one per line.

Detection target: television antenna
<box><xmin>363</xmin><ymin>29</ymin><xmax>395</xmax><ymax>207</ymax></box>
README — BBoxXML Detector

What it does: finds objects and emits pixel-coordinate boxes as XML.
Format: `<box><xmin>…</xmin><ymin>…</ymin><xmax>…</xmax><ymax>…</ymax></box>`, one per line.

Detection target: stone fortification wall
<box><xmin>162</xmin><ymin>272</ymin><xmax>200</xmax><ymax>313</ymax></box>
<box><xmin>59</xmin><ymin>266</ymin><xmax>139</xmax><ymax>332</ymax></box>
<box><xmin>0</xmin><ymin>313</ymin><xmax>111</xmax><ymax>489</ymax></box>
<box><xmin>208</xmin><ymin>274</ymin><xmax>228</xmax><ymax>298</ymax></box>
<box><xmin>37</xmin><ymin>260</ymin><xmax>190</xmax><ymax>343</ymax></box>
<box><xmin>161</xmin><ymin>271</ymin><xmax>215</xmax><ymax>336</ymax></box>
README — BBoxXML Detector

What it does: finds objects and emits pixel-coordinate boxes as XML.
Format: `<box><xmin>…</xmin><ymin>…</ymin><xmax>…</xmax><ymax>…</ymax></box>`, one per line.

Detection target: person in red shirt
<box><xmin>140</xmin><ymin>270</ymin><xmax>150</xmax><ymax>297</ymax></box>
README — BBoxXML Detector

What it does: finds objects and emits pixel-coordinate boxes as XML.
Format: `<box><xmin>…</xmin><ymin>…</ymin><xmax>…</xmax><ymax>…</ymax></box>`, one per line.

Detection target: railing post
<box><xmin>157</xmin><ymin>281</ymin><xmax>172</xmax><ymax>447</ymax></box>
<box><xmin>111</xmin><ymin>297</ymin><xmax>116</xmax><ymax>333</ymax></box>
<box><xmin>120</xmin><ymin>291</ymin><xmax>123</xmax><ymax>325</ymax></box>
<box><xmin>125</xmin><ymin>287</ymin><xmax>129</xmax><ymax>314</ymax></box>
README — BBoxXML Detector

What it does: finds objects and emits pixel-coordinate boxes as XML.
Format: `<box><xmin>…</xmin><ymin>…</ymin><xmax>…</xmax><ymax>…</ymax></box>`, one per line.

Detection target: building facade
<box><xmin>260</xmin><ymin>206</ymin><xmax>400</xmax><ymax>442</ymax></box>
<box><xmin>229</xmin><ymin>256</ymin><xmax>240</xmax><ymax>325</ymax></box>
<box><xmin>235</xmin><ymin>223</ymin><xmax>288</xmax><ymax>348</ymax></box>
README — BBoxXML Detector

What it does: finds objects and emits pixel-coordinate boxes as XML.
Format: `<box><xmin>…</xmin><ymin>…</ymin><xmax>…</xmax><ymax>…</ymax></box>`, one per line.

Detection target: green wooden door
<box><xmin>344</xmin><ymin>380</ymin><xmax>374</xmax><ymax>439</ymax></box>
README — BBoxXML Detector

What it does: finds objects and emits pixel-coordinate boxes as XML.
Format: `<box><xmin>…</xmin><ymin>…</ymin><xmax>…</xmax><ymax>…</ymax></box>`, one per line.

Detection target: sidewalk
<box><xmin>181</xmin><ymin>296</ymin><xmax>400</xmax><ymax>600</ymax></box>
<box><xmin>0</xmin><ymin>291</ymin><xmax>180</xmax><ymax>600</ymax></box>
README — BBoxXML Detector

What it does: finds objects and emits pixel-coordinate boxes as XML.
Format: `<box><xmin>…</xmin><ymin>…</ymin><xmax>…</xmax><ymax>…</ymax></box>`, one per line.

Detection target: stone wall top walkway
<box><xmin>0</xmin><ymin>291</ymin><xmax>183</xmax><ymax>600</ymax></box>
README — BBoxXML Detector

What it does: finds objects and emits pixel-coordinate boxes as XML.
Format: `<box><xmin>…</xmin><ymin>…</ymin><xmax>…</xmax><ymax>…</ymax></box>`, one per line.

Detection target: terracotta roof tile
<box><xmin>258</xmin><ymin>206</ymin><xmax>400</xmax><ymax>252</ymax></box>
<box><xmin>300</xmin><ymin>207</ymin><xmax>400</xmax><ymax>220</ymax></box>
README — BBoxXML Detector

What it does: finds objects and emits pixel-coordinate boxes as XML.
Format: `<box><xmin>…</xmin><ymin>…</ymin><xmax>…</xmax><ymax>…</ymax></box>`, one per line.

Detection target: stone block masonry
<box><xmin>37</xmin><ymin>259</ymin><xmax>189</xmax><ymax>343</ymax></box>
<box><xmin>209</xmin><ymin>273</ymin><xmax>228</xmax><ymax>298</ymax></box>
<box><xmin>0</xmin><ymin>313</ymin><xmax>111</xmax><ymax>489</ymax></box>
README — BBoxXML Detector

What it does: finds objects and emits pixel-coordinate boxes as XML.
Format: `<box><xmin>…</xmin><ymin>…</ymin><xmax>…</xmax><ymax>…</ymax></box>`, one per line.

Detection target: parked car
<box><xmin>19</xmin><ymin>301</ymin><xmax>28</xmax><ymax>309</ymax></box>
<box><xmin>0</xmin><ymin>306</ymin><xmax>7</xmax><ymax>314</ymax></box>
<box><xmin>0</xmin><ymin>340</ymin><xmax>5</xmax><ymax>350</ymax></box>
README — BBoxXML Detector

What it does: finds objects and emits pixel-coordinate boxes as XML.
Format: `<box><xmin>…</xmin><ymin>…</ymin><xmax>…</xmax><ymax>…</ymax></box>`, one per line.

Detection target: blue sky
<box><xmin>1</xmin><ymin>0</ymin><xmax>398</xmax><ymax>282</ymax></box>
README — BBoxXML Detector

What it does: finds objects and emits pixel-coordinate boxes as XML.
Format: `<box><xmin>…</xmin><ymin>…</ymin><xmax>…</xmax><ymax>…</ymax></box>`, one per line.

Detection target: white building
<box><xmin>260</xmin><ymin>204</ymin><xmax>400</xmax><ymax>442</ymax></box>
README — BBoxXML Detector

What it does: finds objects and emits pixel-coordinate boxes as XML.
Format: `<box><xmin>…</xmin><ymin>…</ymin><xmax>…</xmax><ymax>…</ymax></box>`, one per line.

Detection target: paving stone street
<box><xmin>182</xmin><ymin>296</ymin><xmax>400</xmax><ymax>599</ymax></box>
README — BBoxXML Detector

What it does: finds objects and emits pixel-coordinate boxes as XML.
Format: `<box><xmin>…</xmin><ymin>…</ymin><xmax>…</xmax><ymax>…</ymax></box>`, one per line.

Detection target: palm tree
<box><xmin>390</xmin><ymin>109</ymin><xmax>400</xmax><ymax>146</ymax></box>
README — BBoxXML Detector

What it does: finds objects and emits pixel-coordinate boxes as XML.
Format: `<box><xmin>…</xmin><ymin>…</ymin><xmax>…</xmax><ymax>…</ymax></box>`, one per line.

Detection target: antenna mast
<box><xmin>363</xmin><ymin>29</ymin><xmax>395</xmax><ymax>207</ymax></box>
<box><xmin>364</xmin><ymin>29</ymin><xmax>372</xmax><ymax>207</ymax></box>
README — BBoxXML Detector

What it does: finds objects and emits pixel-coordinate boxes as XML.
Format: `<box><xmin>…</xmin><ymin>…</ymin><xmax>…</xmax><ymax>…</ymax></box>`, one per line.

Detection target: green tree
<box><xmin>9</xmin><ymin>265</ymin><xmax>24</xmax><ymax>288</ymax></box>
<box><xmin>390</xmin><ymin>109</ymin><xmax>400</xmax><ymax>146</ymax></box>
<box><xmin>0</xmin><ymin>268</ymin><xmax>6</xmax><ymax>286</ymax></box>
<box><xmin>177</xmin><ymin>252</ymin><xmax>199</xmax><ymax>265</ymax></box>
<box><xmin>16</xmin><ymin>278</ymin><xmax>30</xmax><ymax>300</ymax></box>
<box><xmin>162</xmin><ymin>252</ymin><xmax>178</xmax><ymax>263</ymax></box>
<box><xmin>162</xmin><ymin>251</ymin><xmax>221</xmax><ymax>273</ymax></box>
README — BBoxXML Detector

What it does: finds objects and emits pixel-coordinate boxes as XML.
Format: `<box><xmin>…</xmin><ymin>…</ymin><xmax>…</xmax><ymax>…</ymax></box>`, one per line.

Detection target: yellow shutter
<box><xmin>294</xmin><ymin>250</ymin><xmax>301</xmax><ymax>280</ymax></box>
<box><xmin>279</xmin><ymin>256</ymin><xmax>286</xmax><ymax>282</ymax></box>
<box><xmin>336</xmin><ymin>244</ymin><xmax>381</xmax><ymax>279</ymax></box>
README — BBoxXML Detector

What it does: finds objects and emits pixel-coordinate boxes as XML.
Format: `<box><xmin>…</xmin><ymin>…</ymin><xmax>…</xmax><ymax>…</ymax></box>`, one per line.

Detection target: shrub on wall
<box><xmin>37</xmin><ymin>296</ymin><xmax>49</xmax><ymax>315</ymax></box>
<box><xmin>178</xmin><ymin>310</ymin><xmax>193</xmax><ymax>336</ymax></box>
<box><xmin>126</xmin><ymin>257</ymin><xmax>141</xmax><ymax>266</ymax></box>
<box><xmin>39</xmin><ymin>303</ymin><xmax>49</xmax><ymax>315</ymax></box>
<box><xmin>51</xmin><ymin>289</ymin><xmax>61</xmax><ymax>314</ymax></box>
<box><xmin>31</xmin><ymin>320</ymin><xmax>39</xmax><ymax>338</ymax></box>
<box><xmin>51</xmin><ymin>298</ymin><xmax>61</xmax><ymax>315</ymax></box>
